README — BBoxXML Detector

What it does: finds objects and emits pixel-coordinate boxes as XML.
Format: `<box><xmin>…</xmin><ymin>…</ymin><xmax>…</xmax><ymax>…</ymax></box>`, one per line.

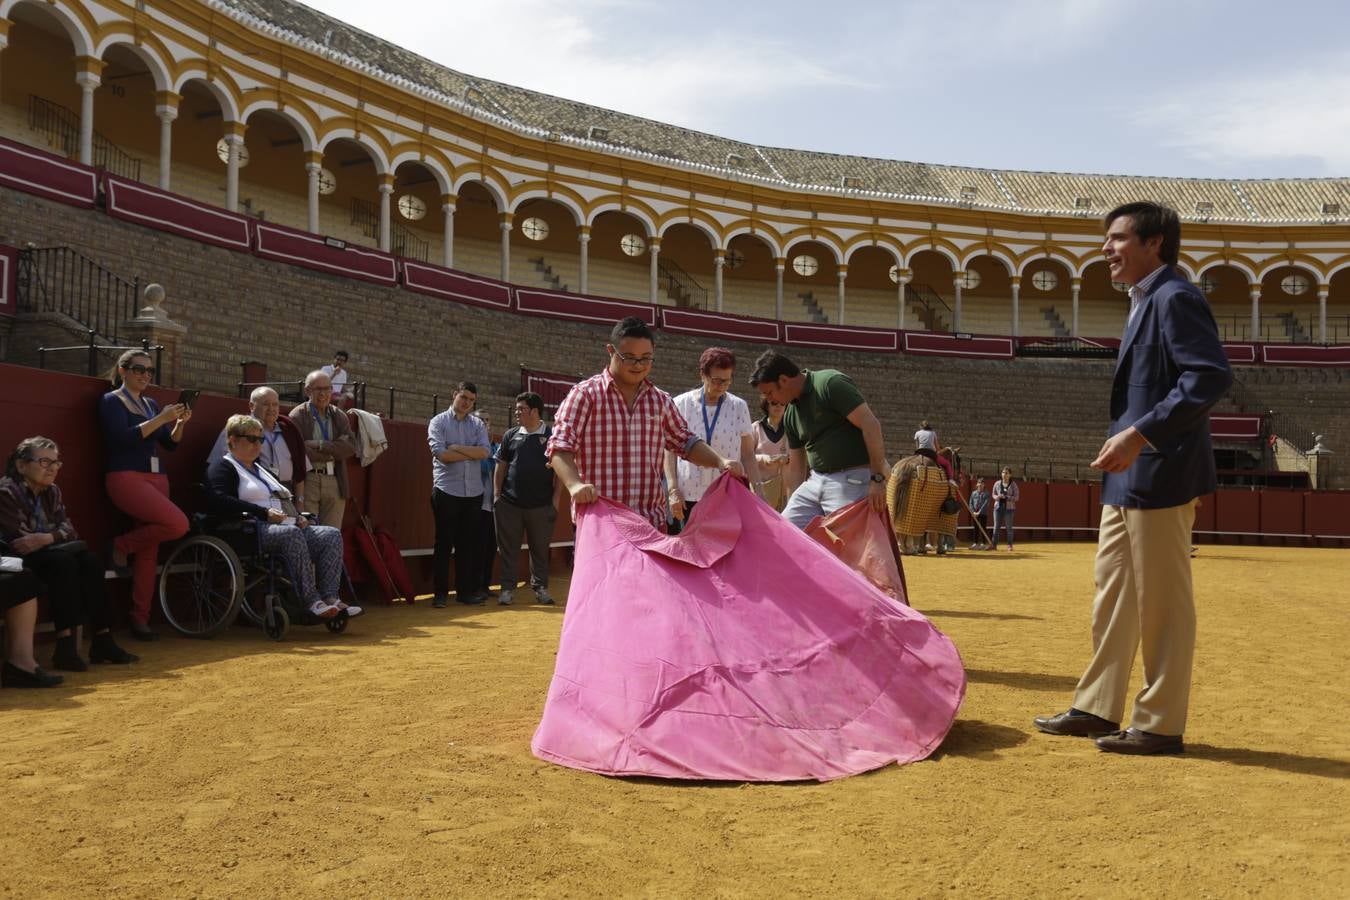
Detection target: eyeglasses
<box><xmin>235</xmin><ymin>434</ymin><xmax>265</xmax><ymax>444</ymax></box>
<box><xmin>706</xmin><ymin>376</ymin><xmax>732</xmax><ymax>387</ymax></box>
<box><xmin>616</xmin><ymin>353</ymin><xmax>655</xmax><ymax>367</ymax></box>
<box><xmin>25</xmin><ymin>457</ymin><xmax>63</xmax><ymax>469</ymax></box>
<box><xmin>124</xmin><ymin>364</ymin><xmax>156</xmax><ymax>376</ymax></box>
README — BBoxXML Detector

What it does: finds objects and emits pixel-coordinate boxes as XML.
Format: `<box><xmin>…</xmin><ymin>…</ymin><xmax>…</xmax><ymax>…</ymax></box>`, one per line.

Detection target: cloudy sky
<box><xmin>302</xmin><ymin>0</ymin><xmax>1350</xmax><ymax>179</ymax></box>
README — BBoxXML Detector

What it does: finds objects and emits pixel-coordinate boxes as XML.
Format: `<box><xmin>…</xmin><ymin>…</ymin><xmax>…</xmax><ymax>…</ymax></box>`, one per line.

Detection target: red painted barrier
<box><xmin>0</xmin><ymin>243</ymin><xmax>15</xmax><ymax>316</ymax></box>
<box><xmin>103</xmin><ymin>175</ymin><xmax>252</xmax><ymax>253</ymax></box>
<box><xmin>253</xmin><ymin>222</ymin><xmax>398</xmax><ymax>285</ymax></box>
<box><xmin>660</xmin><ymin>308</ymin><xmax>781</xmax><ymax>343</ymax></box>
<box><xmin>904</xmin><ymin>332</ymin><xmax>1015</xmax><ymax>359</ymax></box>
<box><xmin>0</xmin><ymin>136</ymin><xmax>98</xmax><ymax>208</ymax></box>
<box><xmin>401</xmin><ymin>260</ymin><xmax>512</xmax><ymax>310</ymax></box>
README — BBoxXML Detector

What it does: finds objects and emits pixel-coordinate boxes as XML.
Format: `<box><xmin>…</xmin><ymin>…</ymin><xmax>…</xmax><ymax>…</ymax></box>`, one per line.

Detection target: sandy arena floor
<box><xmin>1</xmin><ymin>542</ymin><xmax>1346</xmax><ymax>897</ymax></box>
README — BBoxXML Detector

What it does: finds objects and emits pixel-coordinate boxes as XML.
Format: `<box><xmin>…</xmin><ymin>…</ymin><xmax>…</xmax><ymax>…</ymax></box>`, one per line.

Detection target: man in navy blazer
<box><xmin>1035</xmin><ymin>202</ymin><xmax>1232</xmax><ymax>755</ymax></box>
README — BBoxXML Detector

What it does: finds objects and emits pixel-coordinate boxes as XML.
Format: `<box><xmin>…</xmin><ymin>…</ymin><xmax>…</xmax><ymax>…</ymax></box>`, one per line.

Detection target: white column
<box><xmin>377</xmin><ymin>179</ymin><xmax>394</xmax><ymax>252</ymax></box>
<box><xmin>1070</xmin><ymin>277</ymin><xmax>1082</xmax><ymax>337</ymax></box>
<box><xmin>774</xmin><ymin>259</ymin><xmax>785</xmax><ymax>320</ymax></box>
<box><xmin>713</xmin><ymin>250</ymin><xmax>725</xmax><ymax>312</ymax></box>
<box><xmin>578</xmin><ymin>228</ymin><xmax>590</xmax><ymax>294</ymax></box>
<box><xmin>499</xmin><ymin>216</ymin><xmax>513</xmax><ymax>282</ymax></box>
<box><xmin>155</xmin><ymin>106</ymin><xmax>176</xmax><ymax>190</ymax></box>
<box><xmin>223</xmin><ymin>133</ymin><xmax>242</xmax><ymax>213</ymax></box>
<box><xmin>76</xmin><ymin>71</ymin><xmax>100</xmax><ymax>166</ymax></box>
<box><xmin>836</xmin><ymin>265</ymin><xmax>847</xmax><ymax>325</ymax></box>
<box><xmin>442</xmin><ymin>197</ymin><xmax>455</xmax><ymax>268</ymax></box>
<box><xmin>952</xmin><ymin>273</ymin><xmax>964</xmax><ymax>332</ymax></box>
<box><xmin>648</xmin><ymin>239</ymin><xmax>661</xmax><ymax>304</ymax></box>
<box><xmin>1249</xmin><ymin>284</ymin><xmax>1262</xmax><ymax>342</ymax></box>
<box><xmin>1010</xmin><ymin>277</ymin><xmax>1021</xmax><ymax>338</ymax></box>
<box><xmin>1317</xmin><ymin>286</ymin><xmax>1329</xmax><ymax>344</ymax></box>
<box><xmin>304</xmin><ymin>160</ymin><xmax>321</xmax><ymax>233</ymax></box>
<box><xmin>897</xmin><ymin>272</ymin><xmax>910</xmax><ymax>331</ymax></box>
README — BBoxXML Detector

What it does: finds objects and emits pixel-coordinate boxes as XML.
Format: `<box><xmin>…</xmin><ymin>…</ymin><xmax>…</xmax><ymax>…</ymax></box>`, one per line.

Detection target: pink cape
<box><xmin>531</xmin><ymin>476</ymin><xmax>966</xmax><ymax>782</ymax></box>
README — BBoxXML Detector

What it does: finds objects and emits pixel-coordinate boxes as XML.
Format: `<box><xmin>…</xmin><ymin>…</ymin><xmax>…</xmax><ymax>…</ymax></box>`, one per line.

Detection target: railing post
<box><xmin>388</xmin><ymin>387</ymin><xmax>396</xmax><ymax>420</ymax></box>
<box><xmin>237</xmin><ymin>382</ymin><xmax>246</xmax><ymax>399</ymax></box>
<box><xmin>432</xmin><ymin>393</ymin><xmax>439</xmax><ymax>417</ymax></box>
<box><xmin>39</xmin><ymin>347</ymin><xmax>46</xmax><ymax>370</ymax></box>
<box><xmin>86</xmin><ymin>330</ymin><xmax>97</xmax><ymax>376</ymax></box>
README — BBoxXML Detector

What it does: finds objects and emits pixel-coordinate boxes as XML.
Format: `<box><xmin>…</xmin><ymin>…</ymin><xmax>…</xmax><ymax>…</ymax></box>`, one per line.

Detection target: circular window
<box><xmin>520</xmin><ymin>216</ymin><xmax>549</xmax><ymax>240</ymax></box>
<box><xmin>397</xmin><ymin>194</ymin><xmax>427</xmax><ymax>221</ymax></box>
<box><xmin>889</xmin><ymin>265</ymin><xmax>902</xmax><ymax>284</ymax></box>
<box><xmin>725</xmin><ymin>249</ymin><xmax>745</xmax><ymax>270</ymax></box>
<box><xmin>216</xmin><ymin>138</ymin><xmax>249</xmax><ymax>168</ymax></box>
<box><xmin>792</xmin><ymin>255</ymin><xmax>819</xmax><ymax>277</ymax></box>
<box><xmin>1280</xmin><ymin>273</ymin><xmax>1310</xmax><ymax>296</ymax></box>
<box><xmin>1031</xmin><ymin>270</ymin><xmax>1059</xmax><ymax>292</ymax></box>
<box><xmin>317</xmin><ymin>168</ymin><xmax>337</xmax><ymax>195</ymax></box>
<box><xmin>620</xmin><ymin>234</ymin><xmax>646</xmax><ymax>257</ymax></box>
<box><xmin>959</xmin><ymin>270</ymin><xmax>982</xmax><ymax>291</ymax></box>
<box><xmin>1199</xmin><ymin>274</ymin><xmax>1219</xmax><ymax>295</ymax></box>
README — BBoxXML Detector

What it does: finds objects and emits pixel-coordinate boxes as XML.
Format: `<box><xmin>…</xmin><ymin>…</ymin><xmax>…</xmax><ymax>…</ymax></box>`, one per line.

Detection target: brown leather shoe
<box><xmin>1033</xmin><ymin>708</ymin><xmax>1120</xmax><ymax>737</ymax></box>
<box><xmin>1095</xmin><ymin>728</ymin><xmax>1184</xmax><ymax>755</ymax></box>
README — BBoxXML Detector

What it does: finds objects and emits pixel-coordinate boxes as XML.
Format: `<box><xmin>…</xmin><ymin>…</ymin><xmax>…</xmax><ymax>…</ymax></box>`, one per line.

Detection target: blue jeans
<box><xmin>992</xmin><ymin>506</ymin><xmax>1016</xmax><ymax>547</ymax></box>
<box><xmin>782</xmin><ymin>466</ymin><xmax>871</xmax><ymax>530</ymax></box>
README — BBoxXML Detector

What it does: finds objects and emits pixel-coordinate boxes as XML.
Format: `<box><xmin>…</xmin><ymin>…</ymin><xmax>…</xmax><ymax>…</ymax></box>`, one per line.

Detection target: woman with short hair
<box><xmin>753</xmin><ymin>396</ymin><xmax>790</xmax><ymax>512</ymax></box>
<box><xmin>991</xmin><ymin>466</ymin><xmax>1020</xmax><ymax>551</ymax></box>
<box><xmin>0</xmin><ymin>436</ymin><xmax>139</xmax><ymax>670</ymax></box>
<box><xmin>205</xmin><ymin>415</ymin><xmax>359</xmax><ymax>620</ymax></box>
<box><xmin>99</xmin><ymin>349</ymin><xmax>190</xmax><ymax>640</ymax></box>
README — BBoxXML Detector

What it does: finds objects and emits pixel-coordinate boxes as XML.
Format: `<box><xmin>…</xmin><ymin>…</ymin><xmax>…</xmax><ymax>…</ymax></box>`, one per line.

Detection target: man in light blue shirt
<box><xmin>427</xmin><ymin>382</ymin><xmax>490</xmax><ymax>607</ymax></box>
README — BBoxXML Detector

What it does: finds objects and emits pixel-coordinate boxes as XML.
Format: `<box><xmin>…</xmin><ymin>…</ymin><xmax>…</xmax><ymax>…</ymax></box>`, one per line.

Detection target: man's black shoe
<box><xmin>1033</xmin><ymin>708</ymin><xmax>1120</xmax><ymax>737</ymax></box>
<box><xmin>456</xmin><ymin>592</ymin><xmax>487</xmax><ymax>606</ymax></box>
<box><xmin>1096</xmin><ymin>728</ymin><xmax>1184</xmax><ymax>755</ymax></box>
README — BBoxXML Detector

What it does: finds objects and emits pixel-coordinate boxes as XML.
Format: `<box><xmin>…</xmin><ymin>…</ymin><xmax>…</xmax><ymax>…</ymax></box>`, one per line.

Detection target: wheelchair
<box><xmin>156</xmin><ymin>512</ymin><xmax>355</xmax><ymax>641</ymax></box>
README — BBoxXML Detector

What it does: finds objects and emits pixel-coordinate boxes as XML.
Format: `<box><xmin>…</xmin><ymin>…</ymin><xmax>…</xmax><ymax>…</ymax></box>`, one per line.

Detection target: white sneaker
<box><xmin>308</xmin><ymin>600</ymin><xmax>338</xmax><ymax>619</ymax></box>
<box><xmin>497</xmin><ymin>590</ymin><xmax>514</xmax><ymax>606</ymax></box>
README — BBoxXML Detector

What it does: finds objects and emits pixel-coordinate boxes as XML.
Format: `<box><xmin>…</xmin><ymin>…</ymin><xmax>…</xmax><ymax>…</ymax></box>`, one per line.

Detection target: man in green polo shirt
<box><xmin>748</xmin><ymin>350</ymin><xmax>890</xmax><ymax>529</ymax></box>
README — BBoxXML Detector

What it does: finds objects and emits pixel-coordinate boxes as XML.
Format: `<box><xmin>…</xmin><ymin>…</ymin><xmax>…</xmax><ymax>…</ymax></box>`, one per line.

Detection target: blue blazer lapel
<box><xmin>1114</xmin><ymin>266</ymin><xmax>1170</xmax><ymax>374</ymax></box>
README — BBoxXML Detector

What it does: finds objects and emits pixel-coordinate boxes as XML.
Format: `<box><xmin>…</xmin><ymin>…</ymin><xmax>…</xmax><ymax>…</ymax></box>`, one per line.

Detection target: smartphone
<box><xmin>176</xmin><ymin>389</ymin><xmax>200</xmax><ymax>410</ymax></box>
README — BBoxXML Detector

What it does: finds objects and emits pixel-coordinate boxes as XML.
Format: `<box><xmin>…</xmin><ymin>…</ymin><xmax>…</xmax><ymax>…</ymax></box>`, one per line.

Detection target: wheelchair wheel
<box><xmin>264</xmin><ymin>605</ymin><xmax>289</xmax><ymax>641</ymax></box>
<box><xmin>158</xmin><ymin>535</ymin><xmax>243</xmax><ymax>638</ymax></box>
<box><xmin>325</xmin><ymin>610</ymin><xmax>349</xmax><ymax>634</ymax></box>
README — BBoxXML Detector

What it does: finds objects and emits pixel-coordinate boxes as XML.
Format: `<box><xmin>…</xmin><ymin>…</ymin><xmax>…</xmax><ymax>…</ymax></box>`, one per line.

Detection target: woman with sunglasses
<box><xmin>0</xmin><ymin>437</ymin><xmax>139</xmax><ymax>670</ymax></box>
<box><xmin>205</xmin><ymin>415</ymin><xmax>358</xmax><ymax>621</ymax></box>
<box><xmin>753</xmin><ymin>396</ymin><xmax>790</xmax><ymax>512</ymax></box>
<box><xmin>98</xmin><ymin>349</ymin><xmax>190</xmax><ymax>640</ymax></box>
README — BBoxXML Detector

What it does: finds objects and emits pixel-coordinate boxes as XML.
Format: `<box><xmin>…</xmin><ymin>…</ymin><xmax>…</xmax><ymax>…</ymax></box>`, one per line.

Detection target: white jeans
<box><xmin>781</xmin><ymin>466</ymin><xmax>871</xmax><ymax>530</ymax></box>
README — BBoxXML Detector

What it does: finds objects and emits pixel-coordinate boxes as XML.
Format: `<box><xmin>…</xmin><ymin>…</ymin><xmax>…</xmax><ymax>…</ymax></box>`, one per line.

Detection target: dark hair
<box><xmin>1104</xmin><ymin>201</ymin><xmax>1181</xmax><ymax>266</ymax></box>
<box><xmin>334</xmin><ymin>350</ymin><xmax>349</xmax><ymax>360</ymax></box>
<box><xmin>747</xmin><ymin>350</ymin><xmax>800</xmax><ymax>386</ymax></box>
<box><xmin>7</xmin><ymin>436</ymin><xmax>58</xmax><ymax>478</ymax></box>
<box><xmin>610</xmin><ymin>316</ymin><xmax>655</xmax><ymax>345</ymax></box>
<box><xmin>515</xmin><ymin>391</ymin><xmax>544</xmax><ymax>413</ymax></box>
<box><xmin>109</xmin><ymin>348</ymin><xmax>152</xmax><ymax>386</ymax></box>
<box><xmin>699</xmin><ymin>347</ymin><xmax>735</xmax><ymax>376</ymax></box>
<box><xmin>455</xmin><ymin>381</ymin><xmax>478</xmax><ymax>396</ymax></box>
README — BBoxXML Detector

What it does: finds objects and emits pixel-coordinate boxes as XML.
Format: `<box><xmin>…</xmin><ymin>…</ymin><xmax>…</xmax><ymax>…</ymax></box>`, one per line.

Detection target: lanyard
<box><xmin>700</xmin><ymin>390</ymin><xmax>724</xmax><ymax>444</ymax></box>
<box><xmin>119</xmin><ymin>386</ymin><xmax>153</xmax><ymax>419</ymax></box>
<box><xmin>310</xmin><ymin>404</ymin><xmax>331</xmax><ymax>442</ymax></box>
<box><xmin>263</xmin><ymin>429</ymin><xmax>283</xmax><ymax>468</ymax></box>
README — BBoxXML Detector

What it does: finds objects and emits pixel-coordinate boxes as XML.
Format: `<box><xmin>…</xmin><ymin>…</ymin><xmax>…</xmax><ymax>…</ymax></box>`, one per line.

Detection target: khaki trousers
<box><xmin>1072</xmin><ymin>500</ymin><xmax>1197</xmax><ymax>736</ymax></box>
<box><xmin>302</xmin><ymin>470</ymin><xmax>347</xmax><ymax>529</ymax></box>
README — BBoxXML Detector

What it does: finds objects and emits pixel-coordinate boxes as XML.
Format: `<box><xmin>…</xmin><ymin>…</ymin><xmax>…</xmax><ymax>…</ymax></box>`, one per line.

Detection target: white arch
<box><xmin>843</xmin><ymin>241</ymin><xmax>902</xmax><ymax>267</ymax></box>
<box><xmin>724</xmin><ymin>227</ymin><xmax>782</xmax><ymax>259</ymax></box>
<box><xmin>782</xmin><ymin>235</ymin><xmax>844</xmax><ymax>266</ymax></box>
<box><xmin>1198</xmin><ymin>259</ymin><xmax>1256</xmax><ymax>283</ymax></box>
<box><xmin>962</xmin><ymin>249</ymin><xmax>1014</xmax><ymax>275</ymax></box>
<box><xmin>317</xmin><ymin>127</ymin><xmax>389</xmax><ymax>175</ymax></box>
<box><xmin>389</xmin><ymin>153</ymin><xmax>452</xmax><ymax>196</ymax></box>
<box><xmin>509</xmin><ymin>189</ymin><xmax>583</xmax><ymax>226</ymax></box>
<box><xmin>1255</xmin><ymin>259</ymin><xmax>1321</xmax><ymax>283</ymax></box>
<box><xmin>585</xmin><ymin>202</ymin><xmax>655</xmax><ymax>238</ymax></box>
<box><xmin>908</xmin><ymin>244</ymin><xmax>960</xmax><ymax>271</ymax></box>
<box><xmin>238</xmin><ymin>101</ymin><xmax>318</xmax><ymax>153</ymax></box>
<box><xmin>1017</xmin><ymin>251</ymin><xmax>1077</xmax><ymax>278</ymax></box>
<box><xmin>173</xmin><ymin>72</ymin><xmax>241</xmax><ymax>122</ymax></box>
<box><xmin>94</xmin><ymin>36</ymin><xmax>171</xmax><ymax>92</ymax></box>
<box><xmin>452</xmin><ymin>173</ymin><xmax>509</xmax><ymax>211</ymax></box>
<box><xmin>1174</xmin><ymin>259</ymin><xmax>1198</xmax><ymax>281</ymax></box>
<box><xmin>1</xmin><ymin>0</ymin><xmax>94</xmax><ymax>56</ymax></box>
<box><xmin>658</xmin><ymin>217</ymin><xmax>719</xmax><ymax>249</ymax></box>
<box><xmin>1325</xmin><ymin>260</ymin><xmax>1350</xmax><ymax>280</ymax></box>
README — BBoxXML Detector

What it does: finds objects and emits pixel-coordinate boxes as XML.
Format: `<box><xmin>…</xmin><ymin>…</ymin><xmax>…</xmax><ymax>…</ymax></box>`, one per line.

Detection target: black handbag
<box><xmin>940</xmin><ymin>489</ymin><xmax>960</xmax><ymax>515</ymax></box>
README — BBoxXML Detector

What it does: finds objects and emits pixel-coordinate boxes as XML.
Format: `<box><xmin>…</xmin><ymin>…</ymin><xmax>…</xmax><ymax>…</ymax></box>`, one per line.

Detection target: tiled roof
<box><xmin>213</xmin><ymin>0</ymin><xmax>1350</xmax><ymax>225</ymax></box>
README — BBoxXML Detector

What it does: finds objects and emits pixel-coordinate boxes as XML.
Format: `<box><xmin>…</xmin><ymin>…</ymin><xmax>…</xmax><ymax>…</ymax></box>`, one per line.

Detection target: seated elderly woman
<box><xmin>0</xmin><ymin>568</ymin><xmax>62</xmax><ymax>688</ymax></box>
<box><xmin>0</xmin><ymin>436</ymin><xmax>139</xmax><ymax>671</ymax></box>
<box><xmin>205</xmin><ymin>414</ymin><xmax>360</xmax><ymax>620</ymax></box>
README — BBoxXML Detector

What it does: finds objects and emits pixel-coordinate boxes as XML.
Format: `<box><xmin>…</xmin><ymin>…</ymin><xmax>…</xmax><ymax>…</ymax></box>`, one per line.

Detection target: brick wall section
<box><xmin>2</xmin><ymin>185</ymin><xmax>1343</xmax><ymax>487</ymax></box>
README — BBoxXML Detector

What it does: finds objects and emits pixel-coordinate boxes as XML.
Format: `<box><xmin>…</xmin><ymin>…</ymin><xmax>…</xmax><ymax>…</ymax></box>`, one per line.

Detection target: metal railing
<box><xmin>16</xmin><ymin>245</ymin><xmax>141</xmax><ymax>342</ymax></box>
<box><xmin>657</xmin><ymin>258</ymin><xmax>708</xmax><ymax>309</ymax></box>
<box><xmin>37</xmin><ymin>333</ymin><xmax>163</xmax><ymax>379</ymax></box>
<box><xmin>350</xmin><ymin>198</ymin><xmax>430</xmax><ymax>261</ymax></box>
<box><xmin>907</xmin><ymin>282</ymin><xmax>951</xmax><ymax>332</ymax></box>
<box><xmin>1213</xmin><ymin>313</ymin><xmax>1312</xmax><ymax>343</ymax></box>
<box><xmin>237</xmin><ymin>379</ymin><xmax>368</xmax><ymax>410</ymax></box>
<box><xmin>28</xmin><ymin>95</ymin><xmax>142</xmax><ymax>182</ymax></box>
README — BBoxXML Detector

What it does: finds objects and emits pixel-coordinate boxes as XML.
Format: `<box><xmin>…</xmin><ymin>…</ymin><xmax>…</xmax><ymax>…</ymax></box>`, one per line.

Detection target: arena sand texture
<box><xmin>1</xmin><ymin>542</ymin><xmax>1346</xmax><ymax>897</ymax></box>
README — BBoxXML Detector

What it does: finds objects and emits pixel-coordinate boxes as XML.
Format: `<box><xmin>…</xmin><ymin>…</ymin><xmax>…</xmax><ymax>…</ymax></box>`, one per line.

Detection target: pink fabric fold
<box><xmin>532</xmin><ymin>475</ymin><xmax>966</xmax><ymax>782</ymax></box>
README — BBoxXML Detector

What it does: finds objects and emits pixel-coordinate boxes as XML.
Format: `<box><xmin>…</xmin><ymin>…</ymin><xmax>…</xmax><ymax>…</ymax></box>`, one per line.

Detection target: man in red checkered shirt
<box><xmin>548</xmin><ymin>317</ymin><xmax>744</xmax><ymax>528</ymax></box>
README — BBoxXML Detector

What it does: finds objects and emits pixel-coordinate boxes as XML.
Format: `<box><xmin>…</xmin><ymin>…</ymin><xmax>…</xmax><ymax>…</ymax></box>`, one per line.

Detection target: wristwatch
<box><xmin>869</xmin><ymin>472</ymin><xmax>886</xmax><ymax>483</ymax></box>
